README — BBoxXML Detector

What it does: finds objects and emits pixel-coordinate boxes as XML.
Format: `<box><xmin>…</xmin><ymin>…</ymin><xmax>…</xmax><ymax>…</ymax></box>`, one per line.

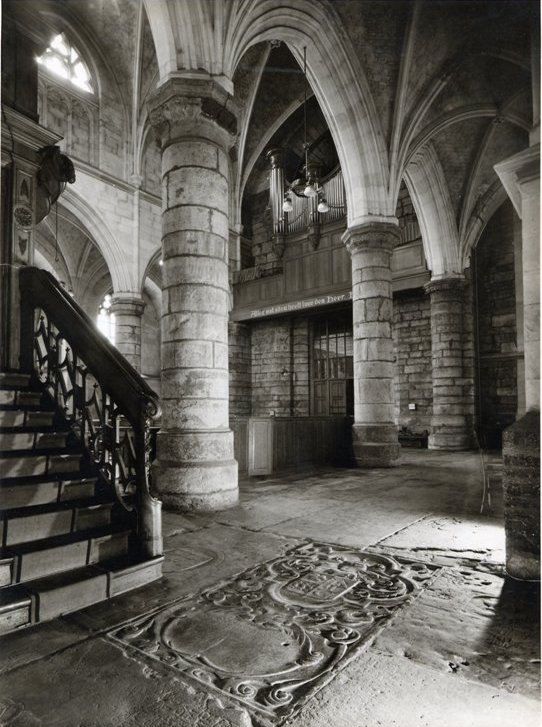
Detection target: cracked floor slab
<box><xmin>0</xmin><ymin>450</ymin><xmax>539</xmax><ymax>727</ymax></box>
<box><xmin>108</xmin><ymin>542</ymin><xmax>438</xmax><ymax>727</ymax></box>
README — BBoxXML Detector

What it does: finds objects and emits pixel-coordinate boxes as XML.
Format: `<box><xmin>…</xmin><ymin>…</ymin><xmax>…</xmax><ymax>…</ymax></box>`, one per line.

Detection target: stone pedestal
<box><xmin>343</xmin><ymin>222</ymin><xmax>400</xmax><ymax>467</ymax></box>
<box><xmin>426</xmin><ymin>277</ymin><xmax>474</xmax><ymax>449</ymax></box>
<box><xmin>503</xmin><ymin>410</ymin><xmax>540</xmax><ymax>580</ymax></box>
<box><xmin>110</xmin><ymin>296</ymin><xmax>145</xmax><ymax>371</ymax></box>
<box><xmin>148</xmin><ymin>78</ymin><xmax>238</xmax><ymax>512</ymax></box>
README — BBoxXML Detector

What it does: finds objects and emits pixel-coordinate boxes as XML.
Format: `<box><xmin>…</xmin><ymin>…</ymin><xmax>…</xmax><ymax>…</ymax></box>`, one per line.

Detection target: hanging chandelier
<box><xmin>282</xmin><ymin>47</ymin><xmax>329</xmax><ymax>215</ymax></box>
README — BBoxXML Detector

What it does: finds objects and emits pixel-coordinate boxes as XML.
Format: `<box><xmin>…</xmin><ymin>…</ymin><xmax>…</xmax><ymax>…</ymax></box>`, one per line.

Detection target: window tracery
<box><xmin>38</xmin><ymin>34</ymin><xmax>94</xmax><ymax>94</ymax></box>
<box><xmin>37</xmin><ymin>32</ymin><xmax>98</xmax><ymax>165</ymax></box>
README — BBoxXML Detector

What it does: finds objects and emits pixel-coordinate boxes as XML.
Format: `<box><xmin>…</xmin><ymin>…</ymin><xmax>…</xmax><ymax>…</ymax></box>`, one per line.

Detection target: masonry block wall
<box><xmin>141</xmin><ymin>291</ymin><xmax>160</xmax><ymax>395</ymax></box>
<box><xmin>292</xmin><ymin>319</ymin><xmax>310</xmax><ymax>416</ymax></box>
<box><xmin>393</xmin><ymin>291</ymin><xmax>432</xmax><ymax>431</ymax></box>
<box><xmin>251</xmin><ymin>319</ymin><xmax>291</xmax><ymax>416</ymax></box>
<box><xmin>243</xmin><ymin>190</ymin><xmax>283</xmax><ymax>276</ymax></box>
<box><xmin>474</xmin><ymin>200</ymin><xmax>520</xmax><ymax>445</ymax></box>
<box><xmin>229</xmin><ymin>322</ymin><xmax>252</xmax><ymax>417</ymax></box>
<box><xmin>462</xmin><ymin>270</ymin><xmax>476</xmax><ymax>440</ymax></box>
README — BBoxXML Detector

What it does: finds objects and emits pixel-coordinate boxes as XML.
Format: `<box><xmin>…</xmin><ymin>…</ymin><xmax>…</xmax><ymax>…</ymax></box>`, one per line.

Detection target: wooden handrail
<box><xmin>19</xmin><ymin>267</ymin><xmax>160</xmax><ymax>425</ymax></box>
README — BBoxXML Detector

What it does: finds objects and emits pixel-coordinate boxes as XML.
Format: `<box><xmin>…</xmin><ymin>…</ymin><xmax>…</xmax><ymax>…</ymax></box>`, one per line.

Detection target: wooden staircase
<box><xmin>0</xmin><ymin>371</ymin><xmax>163</xmax><ymax>634</ymax></box>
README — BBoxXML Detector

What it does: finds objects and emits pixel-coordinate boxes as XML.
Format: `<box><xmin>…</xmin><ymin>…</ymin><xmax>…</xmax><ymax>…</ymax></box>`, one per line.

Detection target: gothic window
<box><xmin>97</xmin><ymin>293</ymin><xmax>115</xmax><ymax>344</ymax></box>
<box><xmin>311</xmin><ymin>313</ymin><xmax>353</xmax><ymax>416</ymax></box>
<box><xmin>37</xmin><ymin>34</ymin><xmax>97</xmax><ymax>164</ymax></box>
<box><xmin>37</xmin><ymin>34</ymin><xmax>94</xmax><ymax>94</ymax></box>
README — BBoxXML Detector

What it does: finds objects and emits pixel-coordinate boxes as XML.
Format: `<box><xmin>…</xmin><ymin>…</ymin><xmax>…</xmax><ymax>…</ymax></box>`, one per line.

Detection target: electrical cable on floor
<box><xmin>475</xmin><ymin>429</ymin><xmax>489</xmax><ymax>515</ymax></box>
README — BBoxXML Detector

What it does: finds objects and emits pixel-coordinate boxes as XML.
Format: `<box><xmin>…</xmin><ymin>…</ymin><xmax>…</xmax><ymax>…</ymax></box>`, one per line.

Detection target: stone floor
<box><xmin>0</xmin><ymin>450</ymin><xmax>540</xmax><ymax>727</ymax></box>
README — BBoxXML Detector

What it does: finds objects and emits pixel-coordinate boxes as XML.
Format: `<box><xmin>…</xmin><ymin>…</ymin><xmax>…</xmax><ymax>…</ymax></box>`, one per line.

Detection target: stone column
<box><xmin>495</xmin><ymin>145</ymin><xmax>540</xmax><ymax>412</ymax></box>
<box><xmin>342</xmin><ymin>221</ymin><xmax>400</xmax><ymax>467</ymax></box>
<box><xmin>110</xmin><ymin>295</ymin><xmax>145</xmax><ymax>371</ymax></box>
<box><xmin>495</xmin><ymin>145</ymin><xmax>540</xmax><ymax>580</ymax></box>
<box><xmin>425</xmin><ymin>276</ymin><xmax>474</xmax><ymax>449</ymax></box>
<box><xmin>148</xmin><ymin>78</ymin><xmax>238</xmax><ymax>512</ymax></box>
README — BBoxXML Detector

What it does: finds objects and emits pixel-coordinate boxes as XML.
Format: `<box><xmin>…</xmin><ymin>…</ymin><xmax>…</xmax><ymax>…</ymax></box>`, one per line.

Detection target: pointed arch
<box><xmin>404</xmin><ymin>144</ymin><xmax>461</xmax><ymax>278</ymax></box>
<box><xmin>60</xmin><ymin>188</ymin><xmax>133</xmax><ymax>292</ymax></box>
<box><xmin>142</xmin><ymin>0</ymin><xmax>391</xmax><ymax>225</ymax></box>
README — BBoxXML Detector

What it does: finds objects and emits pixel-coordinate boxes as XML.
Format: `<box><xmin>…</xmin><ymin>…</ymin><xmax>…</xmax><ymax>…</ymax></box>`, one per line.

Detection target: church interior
<box><xmin>0</xmin><ymin>1</ymin><xmax>540</xmax><ymax>725</ymax></box>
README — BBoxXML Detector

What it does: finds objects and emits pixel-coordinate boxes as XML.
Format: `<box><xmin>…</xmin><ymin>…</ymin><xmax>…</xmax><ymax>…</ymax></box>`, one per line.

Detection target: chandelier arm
<box><xmin>303</xmin><ymin>46</ymin><xmax>309</xmax><ymax>175</ymax></box>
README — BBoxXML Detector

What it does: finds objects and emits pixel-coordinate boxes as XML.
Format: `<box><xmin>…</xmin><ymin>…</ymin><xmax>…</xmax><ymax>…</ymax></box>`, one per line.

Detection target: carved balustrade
<box><xmin>19</xmin><ymin>266</ymin><xmax>162</xmax><ymax>558</ymax></box>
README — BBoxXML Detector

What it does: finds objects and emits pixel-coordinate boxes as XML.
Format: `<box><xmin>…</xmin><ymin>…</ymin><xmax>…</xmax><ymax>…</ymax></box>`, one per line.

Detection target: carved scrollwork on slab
<box><xmin>109</xmin><ymin>542</ymin><xmax>437</xmax><ymax>724</ymax></box>
<box><xmin>13</xmin><ymin>205</ymin><xmax>33</xmax><ymax>230</ymax></box>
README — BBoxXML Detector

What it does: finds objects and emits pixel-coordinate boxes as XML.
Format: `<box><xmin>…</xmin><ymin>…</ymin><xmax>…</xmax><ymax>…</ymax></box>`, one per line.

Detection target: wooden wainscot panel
<box><xmin>272</xmin><ymin>417</ymin><xmax>353</xmax><ymax>471</ymax></box>
<box><xmin>234</xmin><ymin>278</ymin><xmax>262</xmax><ymax>308</ymax></box>
<box><xmin>248</xmin><ymin>418</ymin><xmax>273</xmax><ymax>475</ymax></box>
<box><xmin>260</xmin><ymin>274</ymin><xmax>283</xmax><ymax>301</ymax></box>
<box><xmin>391</xmin><ymin>240</ymin><xmax>425</xmax><ymax>273</ymax></box>
<box><xmin>231</xmin><ymin>417</ymin><xmax>248</xmax><ymax>473</ymax></box>
<box><xmin>284</xmin><ymin>257</ymin><xmax>304</xmax><ymax>295</ymax></box>
<box><xmin>303</xmin><ymin>250</ymin><xmax>332</xmax><ymax>291</ymax></box>
<box><xmin>332</xmin><ymin>245</ymin><xmax>351</xmax><ymax>286</ymax></box>
<box><xmin>391</xmin><ymin>240</ymin><xmax>430</xmax><ymax>291</ymax></box>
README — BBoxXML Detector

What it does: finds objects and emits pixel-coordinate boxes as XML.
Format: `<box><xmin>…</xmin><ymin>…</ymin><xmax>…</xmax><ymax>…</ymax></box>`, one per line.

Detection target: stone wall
<box><xmin>229</xmin><ymin>322</ymin><xmax>252</xmax><ymax>417</ymax></box>
<box><xmin>292</xmin><ymin>319</ymin><xmax>310</xmax><ymax>416</ymax></box>
<box><xmin>392</xmin><ymin>290</ymin><xmax>432</xmax><ymax>431</ymax></box>
<box><xmin>141</xmin><ymin>291</ymin><xmax>160</xmax><ymax>395</ymax></box>
<box><xmin>248</xmin><ymin>316</ymin><xmax>311</xmax><ymax>418</ymax></box>
<box><xmin>474</xmin><ymin>200</ymin><xmax>520</xmax><ymax>446</ymax></box>
<box><xmin>251</xmin><ymin>319</ymin><xmax>291</xmax><ymax>416</ymax></box>
<box><xmin>244</xmin><ymin>190</ymin><xmax>283</xmax><ymax>277</ymax></box>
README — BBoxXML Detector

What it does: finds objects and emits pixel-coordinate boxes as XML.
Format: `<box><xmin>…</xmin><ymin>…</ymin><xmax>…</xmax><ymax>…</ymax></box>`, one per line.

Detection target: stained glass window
<box><xmin>38</xmin><ymin>34</ymin><xmax>94</xmax><ymax>93</ymax></box>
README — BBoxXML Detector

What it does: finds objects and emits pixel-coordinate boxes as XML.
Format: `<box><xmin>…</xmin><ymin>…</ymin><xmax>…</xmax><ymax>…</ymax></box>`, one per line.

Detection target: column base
<box><xmin>352</xmin><ymin>425</ymin><xmax>400</xmax><ymax>467</ymax></box>
<box><xmin>153</xmin><ymin>459</ymin><xmax>239</xmax><ymax>512</ymax></box>
<box><xmin>503</xmin><ymin>410</ymin><xmax>540</xmax><ymax>582</ymax></box>
<box><xmin>429</xmin><ymin>418</ymin><xmax>474</xmax><ymax>450</ymax></box>
<box><xmin>428</xmin><ymin>433</ymin><xmax>474</xmax><ymax>450</ymax></box>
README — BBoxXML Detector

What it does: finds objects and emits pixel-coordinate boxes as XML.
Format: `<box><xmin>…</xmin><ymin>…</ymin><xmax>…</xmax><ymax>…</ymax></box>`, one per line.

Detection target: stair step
<box><xmin>1</xmin><ymin>500</ymin><xmax>114</xmax><ymax>546</ymax></box>
<box><xmin>8</xmin><ymin>526</ymin><xmax>131</xmax><ymax>583</ymax></box>
<box><xmin>0</xmin><ymin>587</ymin><xmax>32</xmax><ymax>632</ymax></box>
<box><xmin>30</xmin><ymin>567</ymin><xmax>109</xmax><ymax>623</ymax></box>
<box><xmin>0</xmin><ymin>374</ymin><xmax>162</xmax><ymax>635</ymax></box>
<box><xmin>0</xmin><ymin>477</ymin><xmax>98</xmax><ymax>510</ymax></box>
<box><xmin>0</xmin><ymin>410</ymin><xmax>55</xmax><ymax>428</ymax></box>
<box><xmin>0</xmin><ymin>557</ymin><xmax>14</xmax><ymax>587</ymax></box>
<box><xmin>0</xmin><ymin>555</ymin><xmax>163</xmax><ymax>634</ymax></box>
<box><xmin>0</xmin><ymin>431</ymin><xmax>68</xmax><ymax>452</ymax></box>
<box><xmin>99</xmin><ymin>554</ymin><xmax>164</xmax><ymax>597</ymax></box>
<box><xmin>0</xmin><ymin>452</ymin><xmax>81</xmax><ymax>478</ymax></box>
<box><xmin>0</xmin><ymin>390</ymin><xmax>42</xmax><ymax>407</ymax></box>
<box><xmin>0</xmin><ymin>372</ymin><xmax>31</xmax><ymax>388</ymax></box>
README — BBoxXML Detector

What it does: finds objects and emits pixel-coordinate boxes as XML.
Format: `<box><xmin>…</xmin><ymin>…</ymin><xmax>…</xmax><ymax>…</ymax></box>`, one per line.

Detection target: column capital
<box><xmin>110</xmin><ymin>295</ymin><xmax>146</xmax><ymax>317</ymax></box>
<box><xmin>342</xmin><ymin>220</ymin><xmax>400</xmax><ymax>257</ymax></box>
<box><xmin>266</xmin><ymin>147</ymin><xmax>286</xmax><ymax>169</ymax></box>
<box><xmin>424</xmin><ymin>275</ymin><xmax>466</xmax><ymax>297</ymax></box>
<box><xmin>148</xmin><ymin>77</ymin><xmax>238</xmax><ymax>150</ymax></box>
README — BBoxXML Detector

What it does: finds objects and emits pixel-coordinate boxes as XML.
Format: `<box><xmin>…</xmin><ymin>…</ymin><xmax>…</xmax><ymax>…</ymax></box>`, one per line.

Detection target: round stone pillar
<box><xmin>343</xmin><ymin>222</ymin><xmax>401</xmax><ymax>467</ymax></box>
<box><xmin>148</xmin><ymin>78</ymin><xmax>238</xmax><ymax>512</ymax></box>
<box><xmin>110</xmin><ymin>296</ymin><xmax>145</xmax><ymax>371</ymax></box>
<box><xmin>425</xmin><ymin>277</ymin><xmax>474</xmax><ymax>449</ymax></box>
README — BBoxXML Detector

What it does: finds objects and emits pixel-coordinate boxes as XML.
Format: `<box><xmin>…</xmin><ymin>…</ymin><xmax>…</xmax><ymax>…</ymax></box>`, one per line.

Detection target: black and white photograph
<box><xmin>0</xmin><ymin>1</ymin><xmax>539</xmax><ymax>725</ymax></box>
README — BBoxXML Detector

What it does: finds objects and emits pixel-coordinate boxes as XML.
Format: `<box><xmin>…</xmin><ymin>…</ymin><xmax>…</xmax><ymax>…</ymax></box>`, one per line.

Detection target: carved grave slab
<box><xmin>109</xmin><ymin>542</ymin><xmax>437</xmax><ymax>725</ymax></box>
